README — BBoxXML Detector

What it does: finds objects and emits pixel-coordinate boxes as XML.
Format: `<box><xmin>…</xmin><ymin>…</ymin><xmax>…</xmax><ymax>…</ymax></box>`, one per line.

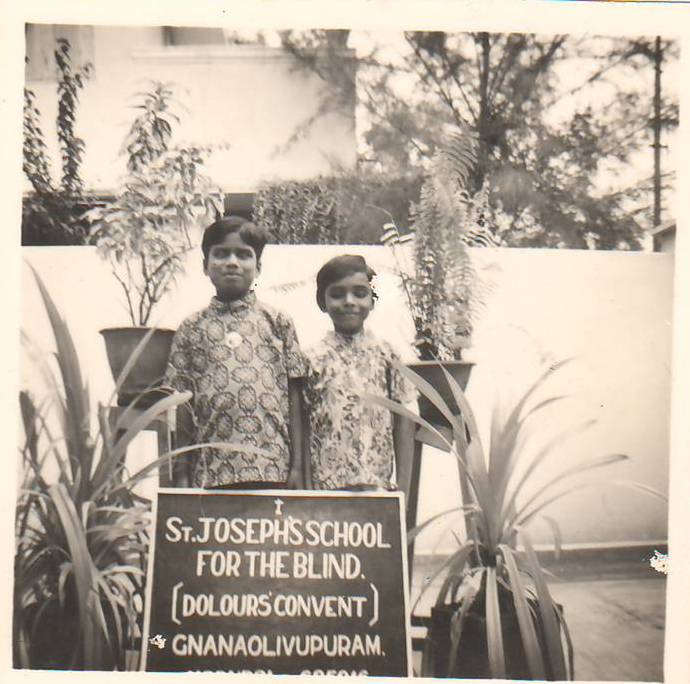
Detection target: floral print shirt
<box><xmin>304</xmin><ymin>330</ymin><xmax>415</xmax><ymax>490</ymax></box>
<box><xmin>164</xmin><ymin>292</ymin><xmax>306</xmax><ymax>487</ymax></box>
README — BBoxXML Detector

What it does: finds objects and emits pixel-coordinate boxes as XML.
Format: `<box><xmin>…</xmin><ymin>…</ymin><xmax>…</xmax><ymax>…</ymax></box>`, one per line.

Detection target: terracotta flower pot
<box><xmin>100</xmin><ymin>327</ymin><xmax>175</xmax><ymax>407</ymax></box>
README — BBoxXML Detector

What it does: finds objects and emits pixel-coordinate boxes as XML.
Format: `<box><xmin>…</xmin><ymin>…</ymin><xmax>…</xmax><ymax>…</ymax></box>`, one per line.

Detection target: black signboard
<box><xmin>142</xmin><ymin>489</ymin><xmax>412</xmax><ymax>676</ymax></box>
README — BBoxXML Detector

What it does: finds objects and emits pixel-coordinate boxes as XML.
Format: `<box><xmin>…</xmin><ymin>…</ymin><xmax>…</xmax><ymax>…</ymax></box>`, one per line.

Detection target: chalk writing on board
<box><xmin>142</xmin><ymin>490</ymin><xmax>411</xmax><ymax>676</ymax></box>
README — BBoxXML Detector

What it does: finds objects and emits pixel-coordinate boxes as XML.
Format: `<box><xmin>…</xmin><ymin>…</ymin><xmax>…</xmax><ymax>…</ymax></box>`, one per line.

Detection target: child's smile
<box><xmin>324</xmin><ymin>272</ymin><xmax>374</xmax><ymax>335</ymax></box>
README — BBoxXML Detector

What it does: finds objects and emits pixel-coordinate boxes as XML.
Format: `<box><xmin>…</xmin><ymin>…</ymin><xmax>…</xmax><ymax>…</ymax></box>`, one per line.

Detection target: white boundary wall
<box><xmin>21</xmin><ymin>245</ymin><xmax>673</xmax><ymax>551</ymax></box>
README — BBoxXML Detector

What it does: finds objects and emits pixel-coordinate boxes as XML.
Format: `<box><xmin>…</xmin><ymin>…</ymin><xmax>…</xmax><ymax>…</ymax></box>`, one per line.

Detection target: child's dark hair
<box><xmin>315</xmin><ymin>254</ymin><xmax>377</xmax><ymax>311</ymax></box>
<box><xmin>201</xmin><ymin>215</ymin><xmax>270</xmax><ymax>265</ymax></box>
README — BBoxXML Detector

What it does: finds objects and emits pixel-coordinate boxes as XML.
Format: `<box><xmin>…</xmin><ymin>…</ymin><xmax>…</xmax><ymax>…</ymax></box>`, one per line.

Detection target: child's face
<box><xmin>204</xmin><ymin>232</ymin><xmax>257</xmax><ymax>301</ymax></box>
<box><xmin>323</xmin><ymin>271</ymin><xmax>374</xmax><ymax>336</ymax></box>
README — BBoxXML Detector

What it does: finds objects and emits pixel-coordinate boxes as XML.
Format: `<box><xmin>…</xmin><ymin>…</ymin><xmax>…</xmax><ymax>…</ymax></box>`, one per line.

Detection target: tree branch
<box><xmin>405</xmin><ymin>33</ymin><xmax>468</xmax><ymax>126</ymax></box>
<box><xmin>109</xmin><ymin>255</ymin><xmax>136</xmax><ymax>325</ymax></box>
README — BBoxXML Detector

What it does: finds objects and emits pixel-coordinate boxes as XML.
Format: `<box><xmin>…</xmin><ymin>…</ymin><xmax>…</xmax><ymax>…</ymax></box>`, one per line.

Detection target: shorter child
<box><xmin>165</xmin><ymin>215</ymin><xmax>306</xmax><ymax>489</ymax></box>
<box><xmin>303</xmin><ymin>255</ymin><xmax>415</xmax><ymax>492</ymax></box>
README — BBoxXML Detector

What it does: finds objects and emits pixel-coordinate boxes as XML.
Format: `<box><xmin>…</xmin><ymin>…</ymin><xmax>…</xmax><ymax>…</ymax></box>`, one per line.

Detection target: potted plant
<box><xmin>381</xmin><ymin>126</ymin><xmax>494</xmax><ymax>432</ymax></box>
<box><xmin>88</xmin><ymin>82</ymin><xmax>224</xmax><ymax>406</ymax></box>
<box><xmin>368</xmin><ymin>359</ymin><xmax>666</xmax><ymax>679</ymax></box>
<box><xmin>15</xmin><ymin>268</ymin><xmax>270</xmax><ymax>669</ymax></box>
<box><xmin>14</xmin><ymin>268</ymin><xmax>196</xmax><ymax>669</ymax></box>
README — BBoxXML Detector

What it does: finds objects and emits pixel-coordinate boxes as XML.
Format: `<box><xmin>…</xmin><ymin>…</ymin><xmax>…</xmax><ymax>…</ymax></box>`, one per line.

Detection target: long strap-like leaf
<box><xmin>446</xmin><ymin>573</ymin><xmax>482</xmax><ymax>676</ymax></box>
<box><xmin>509</xmin><ymin>453</ymin><xmax>628</xmax><ymax>530</ymax></box>
<box><xmin>491</xmin><ymin>396</ymin><xmax>571</xmax><ymax>516</ymax></box>
<box><xmin>411</xmin><ymin>542</ymin><xmax>475</xmax><ymax>615</ymax></box>
<box><xmin>394</xmin><ymin>360</ymin><xmax>464</xmax><ymax>433</ymax></box>
<box><xmin>364</xmin><ymin>393</ymin><xmax>454</xmax><ymax>453</ymax></box>
<box><xmin>106</xmin><ymin>326</ymin><xmax>157</xmax><ymax>409</ymax></box>
<box><xmin>106</xmin><ymin>440</ymin><xmax>274</xmax><ymax>498</ymax></box>
<box><xmin>485</xmin><ymin>566</ymin><xmax>506</xmax><ymax>678</ymax></box>
<box><xmin>48</xmin><ymin>483</ymin><xmax>99</xmax><ymax>668</ymax></box>
<box><xmin>519</xmin><ymin>530</ymin><xmax>568</xmax><ymax>680</ymax></box>
<box><xmin>91</xmin><ymin>391</ymin><xmax>192</xmax><ymax>496</ymax></box>
<box><xmin>498</xmin><ymin>544</ymin><xmax>546</xmax><ymax>679</ymax></box>
<box><xmin>29</xmin><ymin>265</ymin><xmax>92</xmax><ymax>498</ymax></box>
<box><xmin>499</xmin><ymin>419</ymin><xmax>597</xmax><ymax>529</ymax></box>
<box><xmin>435</xmin><ymin>363</ymin><xmax>493</xmax><ymax>545</ymax></box>
<box><xmin>407</xmin><ymin>505</ymin><xmax>479</xmax><ymax>544</ymax></box>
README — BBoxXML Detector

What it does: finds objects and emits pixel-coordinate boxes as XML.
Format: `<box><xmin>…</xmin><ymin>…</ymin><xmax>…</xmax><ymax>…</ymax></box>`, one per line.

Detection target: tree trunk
<box><xmin>475</xmin><ymin>33</ymin><xmax>491</xmax><ymax>192</ymax></box>
<box><xmin>652</xmin><ymin>36</ymin><xmax>662</xmax><ymax>228</ymax></box>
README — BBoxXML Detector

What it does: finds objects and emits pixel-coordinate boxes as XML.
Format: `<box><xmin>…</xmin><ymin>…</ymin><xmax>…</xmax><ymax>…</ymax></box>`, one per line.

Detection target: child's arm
<box><xmin>172</xmin><ymin>403</ymin><xmax>195</xmax><ymax>488</ymax></box>
<box><xmin>164</xmin><ymin>320</ymin><xmax>197</xmax><ymax>488</ymax></box>
<box><xmin>301</xmin><ymin>385</ymin><xmax>313</xmax><ymax>490</ymax></box>
<box><xmin>286</xmin><ymin>377</ymin><xmax>306</xmax><ymax>489</ymax></box>
<box><xmin>279</xmin><ymin>311</ymin><xmax>308</xmax><ymax>490</ymax></box>
<box><xmin>387</xmin><ymin>351</ymin><xmax>417</xmax><ymax>502</ymax></box>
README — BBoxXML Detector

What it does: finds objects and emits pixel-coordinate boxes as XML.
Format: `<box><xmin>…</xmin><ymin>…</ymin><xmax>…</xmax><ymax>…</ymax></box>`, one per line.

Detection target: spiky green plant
<box><xmin>14</xmin><ymin>268</ymin><xmax>268</xmax><ymax>670</ymax></box>
<box><xmin>367</xmin><ymin>359</ymin><xmax>666</xmax><ymax>679</ymax></box>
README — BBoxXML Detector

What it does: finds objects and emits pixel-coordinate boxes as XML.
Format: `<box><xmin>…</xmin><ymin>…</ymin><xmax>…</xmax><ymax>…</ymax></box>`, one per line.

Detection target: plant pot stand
<box><xmin>104</xmin><ymin>405</ymin><xmax>176</xmax><ymax>487</ymax></box>
<box><xmin>405</xmin><ymin>359</ymin><xmax>475</xmax><ymax>571</ymax></box>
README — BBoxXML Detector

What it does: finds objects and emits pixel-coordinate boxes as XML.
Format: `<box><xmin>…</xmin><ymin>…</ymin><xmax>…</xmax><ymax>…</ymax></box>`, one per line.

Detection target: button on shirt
<box><xmin>165</xmin><ymin>293</ymin><xmax>306</xmax><ymax>487</ymax></box>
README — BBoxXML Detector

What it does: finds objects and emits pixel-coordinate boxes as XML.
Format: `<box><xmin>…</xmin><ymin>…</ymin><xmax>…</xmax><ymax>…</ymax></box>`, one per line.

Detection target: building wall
<box><xmin>24</xmin><ymin>25</ymin><xmax>356</xmax><ymax>194</ymax></box>
<box><xmin>655</xmin><ymin>231</ymin><xmax>676</xmax><ymax>253</ymax></box>
<box><xmin>20</xmin><ymin>246</ymin><xmax>672</xmax><ymax>552</ymax></box>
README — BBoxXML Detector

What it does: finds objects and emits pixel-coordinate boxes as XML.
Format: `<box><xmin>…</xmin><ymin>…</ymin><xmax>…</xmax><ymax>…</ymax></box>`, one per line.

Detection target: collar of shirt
<box><xmin>209</xmin><ymin>291</ymin><xmax>257</xmax><ymax>314</ymax></box>
<box><xmin>326</xmin><ymin>328</ymin><xmax>374</xmax><ymax>349</ymax></box>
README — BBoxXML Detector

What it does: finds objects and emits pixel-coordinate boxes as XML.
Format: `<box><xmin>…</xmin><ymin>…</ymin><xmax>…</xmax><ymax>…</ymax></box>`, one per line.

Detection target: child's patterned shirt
<box><xmin>304</xmin><ymin>330</ymin><xmax>415</xmax><ymax>490</ymax></box>
<box><xmin>164</xmin><ymin>292</ymin><xmax>306</xmax><ymax>487</ymax></box>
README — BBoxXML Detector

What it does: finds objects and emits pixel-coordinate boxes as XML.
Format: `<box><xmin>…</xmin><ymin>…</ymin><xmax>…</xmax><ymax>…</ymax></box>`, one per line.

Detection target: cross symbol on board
<box><xmin>274</xmin><ymin>498</ymin><xmax>284</xmax><ymax>516</ymax></box>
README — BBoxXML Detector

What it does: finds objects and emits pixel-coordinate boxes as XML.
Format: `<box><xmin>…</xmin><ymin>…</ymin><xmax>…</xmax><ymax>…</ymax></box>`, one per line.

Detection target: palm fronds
<box><xmin>15</xmin><ymin>269</ymin><xmax>271</xmax><ymax>670</ymax></box>
<box><xmin>368</xmin><ymin>357</ymin><xmax>665</xmax><ymax>679</ymax></box>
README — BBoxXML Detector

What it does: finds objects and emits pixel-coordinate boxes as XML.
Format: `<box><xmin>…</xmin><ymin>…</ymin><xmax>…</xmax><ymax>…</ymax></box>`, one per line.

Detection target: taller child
<box><xmin>165</xmin><ymin>216</ymin><xmax>306</xmax><ymax>489</ymax></box>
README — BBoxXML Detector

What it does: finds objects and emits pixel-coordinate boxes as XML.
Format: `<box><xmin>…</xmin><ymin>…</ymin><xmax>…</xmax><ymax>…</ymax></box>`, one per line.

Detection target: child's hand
<box><xmin>286</xmin><ymin>469</ymin><xmax>304</xmax><ymax>490</ymax></box>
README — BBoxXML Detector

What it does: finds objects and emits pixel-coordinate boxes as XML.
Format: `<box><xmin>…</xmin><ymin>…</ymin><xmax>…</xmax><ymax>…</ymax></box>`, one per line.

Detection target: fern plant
<box><xmin>410</xmin><ymin>126</ymin><xmax>481</xmax><ymax>360</ymax></box>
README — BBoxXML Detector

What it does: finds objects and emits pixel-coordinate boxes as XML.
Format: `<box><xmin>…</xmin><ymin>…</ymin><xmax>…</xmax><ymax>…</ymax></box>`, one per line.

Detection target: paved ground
<box><xmin>410</xmin><ymin>556</ymin><xmax>666</xmax><ymax>681</ymax></box>
<box><xmin>548</xmin><ymin>578</ymin><xmax>665</xmax><ymax>682</ymax></box>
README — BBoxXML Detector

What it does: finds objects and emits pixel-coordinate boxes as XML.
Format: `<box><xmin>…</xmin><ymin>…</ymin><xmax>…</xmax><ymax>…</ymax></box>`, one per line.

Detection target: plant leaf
<box><xmin>485</xmin><ymin>566</ymin><xmax>506</xmax><ymax>678</ymax></box>
<box><xmin>48</xmin><ymin>483</ymin><xmax>99</xmax><ymax>668</ymax></box>
<box><xmin>519</xmin><ymin>530</ymin><xmax>568</xmax><ymax>680</ymax></box>
<box><xmin>411</xmin><ymin>542</ymin><xmax>475</xmax><ymax>614</ymax></box>
<box><xmin>510</xmin><ymin>453</ymin><xmax>628</xmax><ymax>530</ymax></box>
<box><xmin>394</xmin><ymin>360</ymin><xmax>464</xmax><ymax>433</ymax></box>
<box><xmin>364</xmin><ymin>393</ymin><xmax>455</xmax><ymax>453</ymax></box>
<box><xmin>106</xmin><ymin>326</ymin><xmax>157</xmax><ymax>408</ymax></box>
<box><xmin>499</xmin><ymin>418</ymin><xmax>597</xmax><ymax>529</ymax></box>
<box><xmin>29</xmin><ymin>264</ymin><xmax>92</xmax><ymax>501</ymax></box>
<box><xmin>498</xmin><ymin>544</ymin><xmax>546</xmax><ymax>679</ymax></box>
<box><xmin>407</xmin><ymin>504</ymin><xmax>479</xmax><ymax>543</ymax></box>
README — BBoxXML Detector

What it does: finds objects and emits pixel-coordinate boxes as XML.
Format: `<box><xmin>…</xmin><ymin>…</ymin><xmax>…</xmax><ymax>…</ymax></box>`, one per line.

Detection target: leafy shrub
<box><xmin>22</xmin><ymin>39</ymin><xmax>91</xmax><ymax>246</ymax></box>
